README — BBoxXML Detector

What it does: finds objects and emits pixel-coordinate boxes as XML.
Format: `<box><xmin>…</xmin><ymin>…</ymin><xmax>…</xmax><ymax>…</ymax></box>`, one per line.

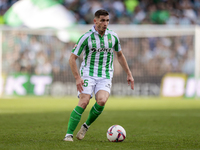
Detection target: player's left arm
<box><xmin>115</xmin><ymin>50</ymin><xmax>134</xmax><ymax>90</ymax></box>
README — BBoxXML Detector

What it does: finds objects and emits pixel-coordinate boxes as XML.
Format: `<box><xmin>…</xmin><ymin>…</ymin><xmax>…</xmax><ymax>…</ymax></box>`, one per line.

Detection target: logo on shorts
<box><xmin>105</xmin><ymin>84</ymin><xmax>111</xmax><ymax>89</ymax></box>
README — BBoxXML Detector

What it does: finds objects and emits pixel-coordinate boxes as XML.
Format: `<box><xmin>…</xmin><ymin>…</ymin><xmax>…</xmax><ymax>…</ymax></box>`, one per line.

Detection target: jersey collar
<box><xmin>92</xmin><ymin>26</ymin><xmax>108</xmax><ymax>36</ymax></box>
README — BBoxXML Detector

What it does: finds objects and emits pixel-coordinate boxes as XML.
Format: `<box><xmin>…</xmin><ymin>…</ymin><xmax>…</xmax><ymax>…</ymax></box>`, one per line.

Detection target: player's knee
<box><xmin>78</xmin><ymin>94</ymin><xmax>90</xmax><ymax>109</ymax></box>
<box><xmin>78</xmin><ymin>100</ymin><xmax>89</xmax><ymax>109</ymax></box>
<box><xmin>96</xmin><ymin>97</ymin><xmax>107</xmax><ymax>106</ymax></box>
<box><xmin>78</xmin><ymin>99</ymin><xmax>89</xmax><ymax>109</ymax></box>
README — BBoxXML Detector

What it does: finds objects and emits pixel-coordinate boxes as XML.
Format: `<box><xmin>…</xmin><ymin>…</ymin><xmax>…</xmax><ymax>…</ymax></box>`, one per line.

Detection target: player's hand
<box><xmin>76</xmin><ymin>77</ymin><xmax>84</xmax><ymax>93</ymax></box>
<box><xmin>127</xmin><ymin>75</ymin><xmax>134</xmax><ymax>90</ymax></box>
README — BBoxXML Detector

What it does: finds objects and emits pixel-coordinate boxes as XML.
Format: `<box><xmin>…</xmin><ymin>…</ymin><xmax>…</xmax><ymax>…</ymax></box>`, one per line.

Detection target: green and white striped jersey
<box><xmin>72</xmin><ymin>26</ymin><xmax>121</xmax><ymax>79</ymax></box>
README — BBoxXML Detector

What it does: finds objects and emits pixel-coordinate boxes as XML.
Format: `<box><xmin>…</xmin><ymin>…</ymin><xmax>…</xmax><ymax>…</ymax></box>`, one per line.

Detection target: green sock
<box><xmin>85</xmin><ymin>102</ymin><xmax>105</xmax><ymax>126</ymax></box>
<box><xmin>67</xmin><ymin>106</ymin><xmax>84</xmax><ymax>134</ymax></box>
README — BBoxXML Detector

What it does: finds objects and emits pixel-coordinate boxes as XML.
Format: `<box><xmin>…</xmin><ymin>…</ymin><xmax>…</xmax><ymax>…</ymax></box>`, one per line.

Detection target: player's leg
<box><xmin>76</xmin><ymin>78</ymin><xmax>111</xmax><ymax>140</ymax></box>
<box><xmin>76</xmin><ymin>90</ymin><xmax>110</xmax><ymax>140</ymax></box>
<box><xmin>64</xmin><ymin>94</ymin><xmax>90</xmax><ymax>141</ymax></box>
<box><xmin>85</xmin><ymin>78</ymin><xmax>111</xmax><ymax>126</ymax></box>
<box><xmin>64</xmin><ymin>77</ymin><xmax>94</xmax><ymax>141</ymax></box>
<box><xmin>85</xmin><ymin>90</ymin><xmax>109</xmax><ymax>126</ymax></box>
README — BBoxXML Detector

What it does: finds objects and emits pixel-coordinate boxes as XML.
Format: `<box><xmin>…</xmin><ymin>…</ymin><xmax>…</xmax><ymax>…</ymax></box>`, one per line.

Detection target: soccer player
<box><xmin>63</xmin><ymin>9</ymin><xmax>134</xmax><ymax>142</ymax></box>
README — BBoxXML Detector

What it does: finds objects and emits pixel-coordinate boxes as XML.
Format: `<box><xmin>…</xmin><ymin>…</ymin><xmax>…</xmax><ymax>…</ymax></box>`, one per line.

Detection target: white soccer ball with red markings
<box><xmin>107</xmin><ymin>125</ymin><xmax>126</xmax><ymax>142</ymax></box>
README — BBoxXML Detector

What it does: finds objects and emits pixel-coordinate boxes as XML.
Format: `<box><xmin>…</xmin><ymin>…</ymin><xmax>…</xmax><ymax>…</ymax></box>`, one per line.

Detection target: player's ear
<box><xmin>94</xmin><ymin>18</ymin><xmax>96</xmax><ymax>24</ymax></box>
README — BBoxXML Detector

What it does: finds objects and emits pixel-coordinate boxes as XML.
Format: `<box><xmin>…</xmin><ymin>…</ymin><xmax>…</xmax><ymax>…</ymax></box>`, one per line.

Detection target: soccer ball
<box><xmin>107</xmin><ymin>125</ymin><xmax>126</xmax><ymax>142</ymax></box>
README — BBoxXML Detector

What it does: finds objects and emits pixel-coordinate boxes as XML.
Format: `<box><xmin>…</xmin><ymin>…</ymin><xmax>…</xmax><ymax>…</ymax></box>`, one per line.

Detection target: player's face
<box><xmin>94</xmin><ymin>15</ymin><xmax>109</xmax><ymax>34</ymax></box>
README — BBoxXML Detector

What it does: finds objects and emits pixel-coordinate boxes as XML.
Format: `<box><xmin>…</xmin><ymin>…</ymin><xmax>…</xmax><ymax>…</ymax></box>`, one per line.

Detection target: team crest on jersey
<box><xmin>73</xmin><ymin>44</ymin><xmax>77</xmax><ymax>49</ymax></box>
<box><xmin>92</xmin><ymin>40</ymin><xmax>96</xmax><ymax>44</ymax></box>
<box><xmin>108</xmin><ymin>39</ymin><xmax>112</xmax><ymax>43</ymax></box>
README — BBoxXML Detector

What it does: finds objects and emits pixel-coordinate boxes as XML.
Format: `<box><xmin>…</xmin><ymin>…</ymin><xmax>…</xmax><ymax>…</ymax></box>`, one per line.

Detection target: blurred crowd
<box><xmin>0</xmin><ymin>0</ymin><xmax>197</xmax><ymax>81</ymax></box>
<box><xmin>65</xmin><ymin>0</ymin><xmax>200</xmax><ymax>25</ymax></box>
<box><xmin>2</xmin><ymin>30</ymin><xmax>194</xmax><ymax>80</ymax></box>
<box><xmin>1</xmin><ymin>0</ymin><xmax>200</xmax><ymax>25</ymax></box>
<box><xmin>2</xmin><ymin>31</ymin><xmax>75</xmax><ymax>81</ymax></box>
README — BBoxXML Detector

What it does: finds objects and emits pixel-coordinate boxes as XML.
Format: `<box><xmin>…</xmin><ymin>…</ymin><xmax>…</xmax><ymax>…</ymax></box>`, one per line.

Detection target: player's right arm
<box><xmin>69</xmin><ymin>53</ymin><xmax>84</xmax><ymax>93</ymax></box>
<box><xmin>69</xmin><ymin>32</ymin><xmax>91</xmax><ymax>92</ymax></box>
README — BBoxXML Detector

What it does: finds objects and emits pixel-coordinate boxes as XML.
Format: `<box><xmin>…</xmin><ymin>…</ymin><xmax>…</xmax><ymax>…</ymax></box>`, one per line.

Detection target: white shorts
<box><xmin>78</xmin><ymin>76</ymin><xmax>112</xmax><ymax>99</ymax></box>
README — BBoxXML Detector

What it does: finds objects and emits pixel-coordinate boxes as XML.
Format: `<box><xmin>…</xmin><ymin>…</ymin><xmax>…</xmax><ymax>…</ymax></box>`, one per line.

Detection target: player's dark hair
<box><xmin>94</xmin><ymin>9</ymin><xmax>109</xmax><ymax>18</ymax></box>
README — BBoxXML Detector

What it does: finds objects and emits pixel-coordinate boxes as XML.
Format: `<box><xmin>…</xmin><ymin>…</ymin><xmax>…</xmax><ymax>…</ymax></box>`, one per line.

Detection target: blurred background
<box><xmin>0</xmin><ymin>0</ymin><xmax>199</xmax><ymax>98</ymax></box>
<box><xmin>1</xmin><ymin>0</ymin><xmax>200</xmax><ymax>25</ymax></box>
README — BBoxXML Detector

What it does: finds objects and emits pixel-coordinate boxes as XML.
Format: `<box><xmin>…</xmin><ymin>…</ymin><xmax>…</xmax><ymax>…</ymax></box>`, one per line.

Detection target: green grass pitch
<box><xmin>0</xmin><ymin>96</ymin><xmax>200</xmax><ymax>150</ymax></box>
